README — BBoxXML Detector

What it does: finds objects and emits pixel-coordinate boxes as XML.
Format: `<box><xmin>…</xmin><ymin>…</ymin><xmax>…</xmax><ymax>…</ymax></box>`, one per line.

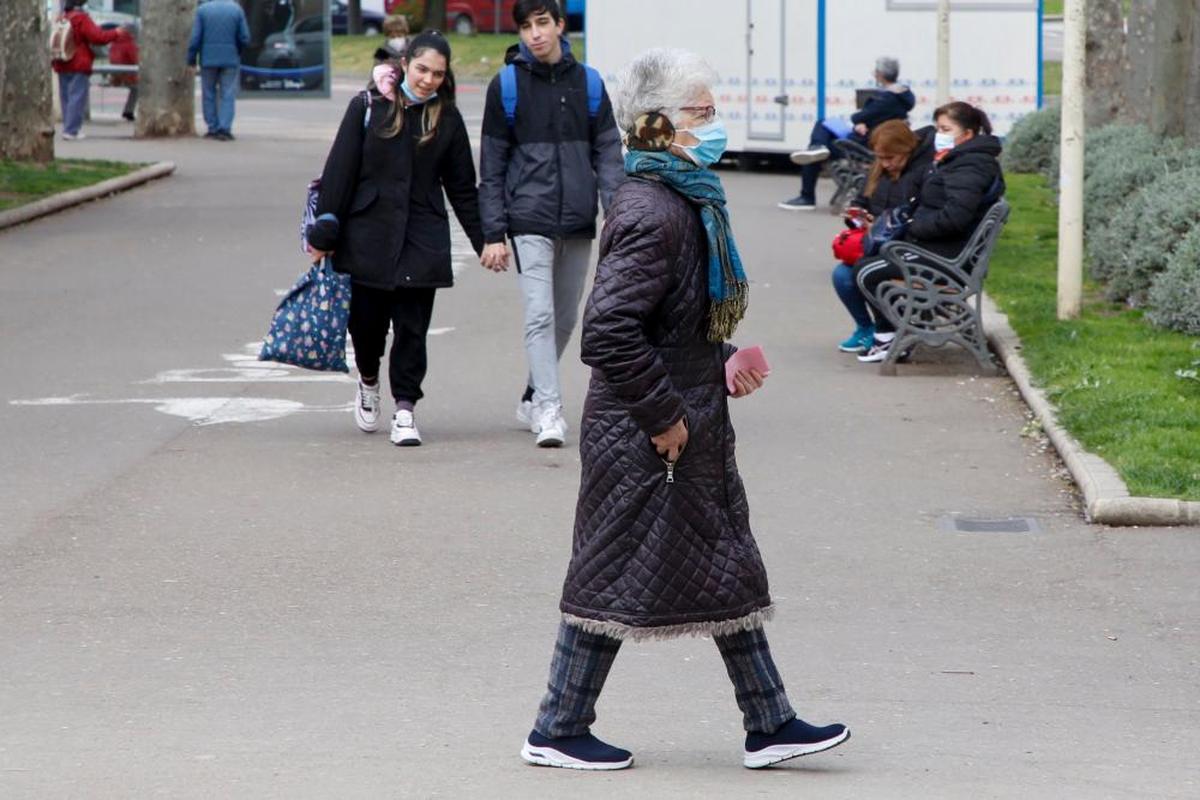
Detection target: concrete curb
<box><xmin>983</xmin><ymin>294</ymin><xmax>1200</xmax><ymax>527</ymax></box>
<box><xmin>0</xmin><ymin>161</ymin><xmax>176</xmax><ymax>232</ymax></box>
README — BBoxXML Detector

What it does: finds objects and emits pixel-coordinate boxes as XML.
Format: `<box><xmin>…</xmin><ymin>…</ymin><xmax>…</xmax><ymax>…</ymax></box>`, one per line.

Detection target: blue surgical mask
<box><xmin>677</xmin><ymin>117</ymin><xmax>728</xmax><ymax>167</ymax></box>
<box><xmin>401</xmin><ymin>78</ymin><xmax>436</xmax><ymax>105</ymax></box>
<box><xmin>934</xmin><ymin>131</ymin><xmax>957</xmax><ymax>152</ymax></box>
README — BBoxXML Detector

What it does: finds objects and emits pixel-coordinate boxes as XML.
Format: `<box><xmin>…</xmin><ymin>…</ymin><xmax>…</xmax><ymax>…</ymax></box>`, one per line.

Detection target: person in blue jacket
<box><xmin>779</xmin><ymin>56</ymin><xmax>915</xmax><ymax>211</ymax></box>
<box><xmin>187</xmin><ymin>0</ymin><xmax>251</xmax><ymax>141</ymax></box>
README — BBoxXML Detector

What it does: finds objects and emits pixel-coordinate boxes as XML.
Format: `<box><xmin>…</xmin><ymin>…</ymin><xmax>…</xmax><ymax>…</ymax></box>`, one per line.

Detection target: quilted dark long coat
<box><xmin>558</xmin><ymin>176</ymin><xmax>773</xmax><ymax>640</ymax></box>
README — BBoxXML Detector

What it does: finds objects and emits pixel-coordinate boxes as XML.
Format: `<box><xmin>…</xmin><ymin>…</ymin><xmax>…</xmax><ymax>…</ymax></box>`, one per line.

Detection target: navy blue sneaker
<box><xmin>743</xmin><ymin>718</ymin><xmax>850</xmax><ymax>769</ymax></box>
<box><xmin>521</xmin><ymin>730</ymin><xmax>633</xmax><ymax>771</ymax></box>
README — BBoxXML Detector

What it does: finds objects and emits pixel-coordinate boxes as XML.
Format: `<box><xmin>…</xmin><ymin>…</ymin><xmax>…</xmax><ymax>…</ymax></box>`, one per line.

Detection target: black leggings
<box><xmin>348</xmin><ymin>283</ymin><xmax>436</xmax><ymax>404</ymax></box>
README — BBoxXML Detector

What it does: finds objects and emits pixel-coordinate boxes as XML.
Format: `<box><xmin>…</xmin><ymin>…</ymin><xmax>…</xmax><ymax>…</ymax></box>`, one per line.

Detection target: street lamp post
<box><xmin>1057</xmin><ymin>0</ymin><xmax>1086</xmax><ymax>319</ymax></box>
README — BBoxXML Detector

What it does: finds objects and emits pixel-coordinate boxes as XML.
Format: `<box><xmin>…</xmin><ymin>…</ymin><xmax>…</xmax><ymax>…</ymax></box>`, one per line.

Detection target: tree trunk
<box><xmin>426</xmin><ymin>0</ymin><xmax>447</xmax><ymax>32</ymax></box>
<box><xmin>1123</xmin><ymin>0</ymin><xmax>1156</xmax><ymax>124</ymax></box>
<box><xmin>1185</xmin><ymin>0</ymin><xmax>1200</xmax><ymax>143</ymax></box>
<box><xmin>1084</xmin><ymin>0</ymin><xmax>1126</xmax><ymax>127</ymax></box>
<box><xmin>0</xmin><ymin>0</ymin><xmax>55</xmax><ymax>162</ymax></box>
<box><xmin>138</xmin><ymin>0</ymin><xmax>198</xmax><ymax>138</ymax></box>
<box><xmin>348</xmin><ymin>0</ymin><xmax>363</xmax><ymax>35</ymax></box>
<box><xmin>1148</xmin><ymin>0</ymin><xmax>1193</xmax><ymax>137</ymax></box>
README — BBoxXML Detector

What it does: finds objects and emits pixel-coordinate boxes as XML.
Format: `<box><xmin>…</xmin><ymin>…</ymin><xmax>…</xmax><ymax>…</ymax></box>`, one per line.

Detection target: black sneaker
<box><xmin>744</xmin><ymin>718</ymin><xmax>850</xmax><ymax>769</ymax></box>
<box><xmin>778</xmin><ymin>194</ymin><xmax>817</xmax><ymax>211</ymax></box>
<box><xmin>520</xmin><ymin>730</ymin><xmax>633</xmax><ymax>771</ymax></box>
<box><xmin>203</xmin><ymin>131</ymin><xmax>219</xmax><ymax>139</ymax></box>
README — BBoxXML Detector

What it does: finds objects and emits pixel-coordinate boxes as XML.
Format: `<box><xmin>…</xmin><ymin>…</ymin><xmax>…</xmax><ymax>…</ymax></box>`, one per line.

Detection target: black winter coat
<box><xmin>852</xmin><ymin>84</ymin><xmax>916</xmax><ymax>129</ymax></box>
<box><xmin>853</xmin><ymin>125</ymin><xmax>936</xmax><ymax>217</ymax></box>
<box><xmin>478</xmin><ymin>40</ymin><xmax>624</xmax><ymax>243</ymax></box>
<box><xmin>313</xmin><ymin>92</ymin><xmax>485</xmax><ymax>290</ymax></box>
<box><xmin>907</xmin><ymin>134</ymin><xmax>1006</xmax><ymax>259</ymax></box>
<box><xmin>558</xmin><ymin>178</ymin><xmax>772</xmax><ymax>640</ymax></box>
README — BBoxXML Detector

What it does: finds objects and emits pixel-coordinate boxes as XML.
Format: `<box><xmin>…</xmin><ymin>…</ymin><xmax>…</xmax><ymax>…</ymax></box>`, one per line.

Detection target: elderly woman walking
<box><xmin>519</xmin><ymin>49</ymin><xmax>849</xmax><ymax>772</ymax></box>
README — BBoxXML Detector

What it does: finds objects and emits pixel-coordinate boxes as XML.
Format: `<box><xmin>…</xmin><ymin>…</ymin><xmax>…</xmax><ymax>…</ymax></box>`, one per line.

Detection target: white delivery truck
<box><xmin>585</xmin><ymin>0</ymin><xmax>1042</xmax><ymax>156</ymax></box>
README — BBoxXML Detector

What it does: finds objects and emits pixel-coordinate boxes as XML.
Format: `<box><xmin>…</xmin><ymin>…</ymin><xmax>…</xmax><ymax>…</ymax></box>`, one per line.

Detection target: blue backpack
<box><xmin>499</xmin><ymin>62</ymin><xmax>603</xmax><ymax>129</ymax></box>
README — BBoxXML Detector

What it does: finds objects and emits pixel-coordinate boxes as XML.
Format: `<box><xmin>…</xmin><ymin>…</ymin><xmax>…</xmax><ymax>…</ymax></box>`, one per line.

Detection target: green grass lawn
<box><xmin>0</xmin><ymin>159</ymin><xmax>140</xmax><ymax>212</ymax></box>
<box><xmin>332</xmin><ymin>33</ymin><xmax>584</xmax><ymax>81</ymax></box>
<box><xmin>987</xmin><ymin>174</ymin><xmax>1200</xmax><ymax>500</ymax></box>
<box><xmin>1043</xmin><ymin>60</ymin><xmax>1061</xmax><ymax>97</ymax></box>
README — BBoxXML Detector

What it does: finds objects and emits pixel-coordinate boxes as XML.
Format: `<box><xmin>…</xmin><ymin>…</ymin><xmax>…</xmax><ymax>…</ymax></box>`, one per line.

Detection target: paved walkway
<box><xmin>0</xmin><ymin>87</ymin><xmax>1197</xmax><ymax>799</ymax></box>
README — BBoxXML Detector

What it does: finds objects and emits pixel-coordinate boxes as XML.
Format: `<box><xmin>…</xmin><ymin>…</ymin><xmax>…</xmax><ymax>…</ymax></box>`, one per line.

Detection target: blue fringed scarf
<box><xmin>624</xmin><ymin>151</ymin><xmax>748</xmax><ymax>342</ymax></box>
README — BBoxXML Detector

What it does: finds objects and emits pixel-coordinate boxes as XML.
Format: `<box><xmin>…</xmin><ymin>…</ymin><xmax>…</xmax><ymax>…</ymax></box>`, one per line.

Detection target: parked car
<box><xmin>383</xmin><ymin>0</ymin><xmax>584</xmax><ymax>35</ymax></box>
<box><xmin>332</xmin><ymin>0</ymin><xmax>385</xmax><ymax>35</ymax></box>
<box><xmin>247</xmin><ymin>13</ymin><xmax>326</xmax><ymax>91</ymax></box>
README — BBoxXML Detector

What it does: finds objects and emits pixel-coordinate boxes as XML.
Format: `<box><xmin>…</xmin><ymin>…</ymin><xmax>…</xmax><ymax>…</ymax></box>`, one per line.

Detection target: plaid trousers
<box><xmin>533</xmin><ymin>621</ymin><xmax>797</xmax><ymax>737</ymax></box>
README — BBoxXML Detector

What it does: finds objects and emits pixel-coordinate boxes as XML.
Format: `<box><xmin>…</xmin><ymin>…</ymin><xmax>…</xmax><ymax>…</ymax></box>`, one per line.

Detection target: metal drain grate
<box><xmin>938</xmin><ymin>515</ymin><xmax>1041</xmax><ymax>534</ymax></box>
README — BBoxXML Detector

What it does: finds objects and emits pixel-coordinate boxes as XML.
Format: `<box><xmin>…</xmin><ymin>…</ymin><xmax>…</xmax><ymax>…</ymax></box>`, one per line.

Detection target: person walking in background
<box><xmin>306</xmin><ymin>34</ymin><xmax>485</xmax><ymax>447</ymax></box>
<box><xmin>477</xmin><ymin>0</ymin><xmax>624</xmax><ymax>448</ymax></box>
<box><xmin>187</xmin><ymin>0</ymin><xmax>251</xmax><ymax>141</ymax></box>
<box><xmin>779</xmin><ymin>56</ymin><xmax>914</xmax><ymax>211</ymax></box>
<box><xmin>50</xmin><ymin>0</ymin><xmax>126</xmax><ymax>141</ymax></box>
<box><xmin>519</xmin><ymin>48</ymin><xmax>849</xmax><ymax>772</ymax></box>
<box><xmin>374</xmin><ymin>14</ymin><xmax>410</xmax><ymax>64</ymax></box>
<box><xmin>109</xmin><ymin>22</ymin><xmax>140</xmax><ymax>123</ymax></box>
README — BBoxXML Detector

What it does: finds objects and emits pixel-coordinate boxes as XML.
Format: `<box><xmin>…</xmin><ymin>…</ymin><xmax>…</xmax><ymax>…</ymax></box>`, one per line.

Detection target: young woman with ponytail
<box><xmin>307</xmin><ymin>32</ymin><xmax>484</xmax><ymax>446</ymax></box>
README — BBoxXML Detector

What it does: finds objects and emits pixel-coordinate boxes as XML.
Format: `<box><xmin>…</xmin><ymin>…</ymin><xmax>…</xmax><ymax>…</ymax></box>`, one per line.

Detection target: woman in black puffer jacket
<box><xmin>856</xmin><ymin>102</ymin><xmax>1005</xmax><ymax>363</ymax></box>
<box><xmin>517</xmin><ymin>48</ymin><xmax>849</xmax><ymax>774</ymax></box>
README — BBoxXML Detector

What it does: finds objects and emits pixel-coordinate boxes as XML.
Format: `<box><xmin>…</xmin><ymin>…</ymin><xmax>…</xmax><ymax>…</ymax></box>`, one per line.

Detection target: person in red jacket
<box><xmin>109</xmin><ymin>23</ymin><xmax>139</xmax><ymax>122</ymax></box>
<box><xmin>51</xmin><ymin>0</ymin><xmax>125</xmax><ymax>140</ymax></box>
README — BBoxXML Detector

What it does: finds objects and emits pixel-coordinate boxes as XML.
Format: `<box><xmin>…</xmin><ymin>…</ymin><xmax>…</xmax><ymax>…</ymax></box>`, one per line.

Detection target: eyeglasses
<box><xmin>678</xmin><ymin>105</ymin><xmax>718</xmax><ymax>123</ymax></box>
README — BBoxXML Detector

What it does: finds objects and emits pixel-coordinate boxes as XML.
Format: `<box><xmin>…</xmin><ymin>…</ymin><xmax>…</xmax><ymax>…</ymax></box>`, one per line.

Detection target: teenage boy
<box><xmin>478</xmin><ymin>0</ymin><xmax>623</xmax><ymax>448</ymax></box>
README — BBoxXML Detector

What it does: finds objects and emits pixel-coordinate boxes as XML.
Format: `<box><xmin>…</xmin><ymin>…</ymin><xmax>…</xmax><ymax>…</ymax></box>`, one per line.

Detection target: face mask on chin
<box><xmin>676</xmin><ymin>117</ymin><xmax>728</xmax><ymax>168</ymax></box>
<box><xmin>401</xmin><ymin>77</ymin><xmax>437</xmax><ymax>104</ymax></box>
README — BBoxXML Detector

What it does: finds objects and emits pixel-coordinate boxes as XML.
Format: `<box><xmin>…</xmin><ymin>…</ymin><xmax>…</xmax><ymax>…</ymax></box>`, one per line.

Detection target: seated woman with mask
<box><xmin>856</xmin><ymin>101</ymin><xmax>1005</xmax><ymax>363</ymax></box>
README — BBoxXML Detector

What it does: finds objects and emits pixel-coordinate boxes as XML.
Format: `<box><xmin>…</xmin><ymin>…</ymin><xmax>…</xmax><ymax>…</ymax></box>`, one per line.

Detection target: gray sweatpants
<box><xmin>512</xmin><ymin>235</ymin><xmax>593</xmax><ymax>410</ymax></box>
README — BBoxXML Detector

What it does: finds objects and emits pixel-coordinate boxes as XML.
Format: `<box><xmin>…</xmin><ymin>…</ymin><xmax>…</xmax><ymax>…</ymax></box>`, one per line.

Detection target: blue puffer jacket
<box><xmin>187</xmin><ymin>0</ymin><xmax>250</xmax><ymax>69</ymax></box>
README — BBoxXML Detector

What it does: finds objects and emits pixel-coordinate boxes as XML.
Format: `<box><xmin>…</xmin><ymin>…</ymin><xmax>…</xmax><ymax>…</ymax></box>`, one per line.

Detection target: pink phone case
<box><xmin>725</xmin><ymin>345</ymin><xmax>771</xmax><ymax>394</ymax></box>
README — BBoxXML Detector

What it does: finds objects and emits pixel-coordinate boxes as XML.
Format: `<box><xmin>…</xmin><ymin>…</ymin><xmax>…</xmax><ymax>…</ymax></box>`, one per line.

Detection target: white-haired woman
<box><xmin>519</xmin><ymin>48</ymin><xmax>849</xmax><ymax>772</ymax></box>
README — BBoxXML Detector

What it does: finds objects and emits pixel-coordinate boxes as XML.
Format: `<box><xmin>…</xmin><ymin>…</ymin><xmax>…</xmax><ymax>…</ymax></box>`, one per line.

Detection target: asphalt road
<box><xmin>0</xmin><ymin>82</ymin><xmax>1197</xmax><ymax>799</ymax></box>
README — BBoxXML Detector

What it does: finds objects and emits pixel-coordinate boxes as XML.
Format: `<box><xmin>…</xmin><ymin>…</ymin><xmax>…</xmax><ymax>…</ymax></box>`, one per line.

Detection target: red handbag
<box><xmin>832</xmin><ymin>227</ymin><xmax>866</xmax><ymax>266</ymax></box>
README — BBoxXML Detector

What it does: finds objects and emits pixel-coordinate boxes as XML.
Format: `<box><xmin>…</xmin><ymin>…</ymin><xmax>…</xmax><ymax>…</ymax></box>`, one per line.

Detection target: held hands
<box><xmin>651</xmin><ymin>417</ymin><xmax>689</xmax><ymax>463</ymax></box>
<box><xmin>729</xmin><ymin>367</ymin><xmax>767</xmax><ymax>399</ymax></box>
<box><xmin>854</xmin><ymin>122</ymin><xmax>869</xmax><ymax>137</ymax></box>
<box><xmin>480</xmin><ymin>242</ymin><xmax>510</xmax><ymax>272</ymax></box>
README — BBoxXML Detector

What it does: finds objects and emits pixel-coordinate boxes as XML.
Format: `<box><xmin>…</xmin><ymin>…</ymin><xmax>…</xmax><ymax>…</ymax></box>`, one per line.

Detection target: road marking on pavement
<box><xmin>10</xmin><ymin>396</ymin><xmax>352</xmax><ymax>426</ymax></box>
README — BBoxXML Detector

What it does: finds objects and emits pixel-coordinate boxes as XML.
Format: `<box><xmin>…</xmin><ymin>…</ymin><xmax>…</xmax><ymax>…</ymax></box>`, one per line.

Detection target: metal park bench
<box><xmin>828</xmin><ymin>138</ymin><xmax>875</xmax><ymax>214</ymax></box>
<box><xmin>856</xmin><ymin>199</ymin><xmax>1011</xmax><ymax>376</ymax></box>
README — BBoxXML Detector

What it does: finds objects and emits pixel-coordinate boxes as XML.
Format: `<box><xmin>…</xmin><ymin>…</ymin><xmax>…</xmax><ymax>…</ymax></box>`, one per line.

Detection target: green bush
<box><xmin>1147</xmin><ymin>227</ymin><xmax>1200</xmax><ymax>334</ymax></box>
<box><xmin>1082</xmin><ymin>124</ymin><xmax>1178</xmax><ymax>235</ymax></box>
<box><xmin>1001</xmin><ymin>106</ymin><xmax>1060</xmax><ymax>176</ymax></box>
<box><xmin>1087</xmin><ymin>165</ymin><xmax>1200</xmax><ymax>305</ymax></box>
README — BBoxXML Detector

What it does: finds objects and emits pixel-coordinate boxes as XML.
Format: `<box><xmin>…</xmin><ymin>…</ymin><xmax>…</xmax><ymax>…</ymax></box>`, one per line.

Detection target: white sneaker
<box><xmin>390</xmin><ymin>409</ymin><xmax>421</xmax><ymax>446</ymax></box>
<box><xmin>354</xmin><ymin>379</ymin><xmax>381</xmax><ymax>432</ymax></box>
<box><xmin>789</xmin><ymin>145</ymin><xmax>830</xmax><ymax>165</ymax></box>
<box><xmin>61</xmin><ymin>132</ymin><xmax>86</xmax><ymax>141</ymax></box>
<box><xmin>516</xmin><ymin>398</ymin><xmax>539</xmax><ymax>433</ymax></box>
<box><xmin>535</xmin><ymin>405</ymin><xmax>567</xmax><ymax>448</ymax></box>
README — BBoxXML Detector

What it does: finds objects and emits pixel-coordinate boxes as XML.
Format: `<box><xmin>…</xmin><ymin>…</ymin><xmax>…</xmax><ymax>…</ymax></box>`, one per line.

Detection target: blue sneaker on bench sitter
<box><xmin>743</xmin><ymin>717</ymin><xmax>850</xmax><ymax>769</ymax></box>
<box><xmin>521</xmin><ymin>730</ymin><xmax>634</xmax><ymax>771</ymax></box>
